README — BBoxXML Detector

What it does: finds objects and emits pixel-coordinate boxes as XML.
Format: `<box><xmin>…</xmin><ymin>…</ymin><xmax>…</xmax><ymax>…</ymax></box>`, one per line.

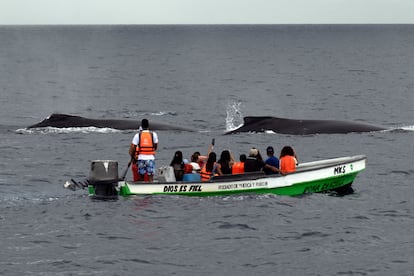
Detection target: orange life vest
<box><xmin>280</xmin><ymin>156</ymin><xmax>296</xmax><ymax>174</ymax></box>
<box><xmin>232</xmin><ymin>162</ymin><xmax>245</xmax><ymax>174</ymax></box>
<box><xmin>200</xmin><ymin>164</ymin><xmax>219</xmax><ymax>181</ymax></box>
<box><xmin>200</xmin><ymin>166</ymin><xmax>212</xmax><ymax>181</ymax></box>
<box><xmin>135</xmin><ymin>131</ymin><xmax>155</xmax><ymax>156</ymax></box>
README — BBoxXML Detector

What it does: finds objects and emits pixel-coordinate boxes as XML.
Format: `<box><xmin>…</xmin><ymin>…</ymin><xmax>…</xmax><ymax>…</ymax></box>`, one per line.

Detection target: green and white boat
<box><xmin>68</xmin><ymin>155</ymin><xmax>366</xmax><ymax>199</ymax></box>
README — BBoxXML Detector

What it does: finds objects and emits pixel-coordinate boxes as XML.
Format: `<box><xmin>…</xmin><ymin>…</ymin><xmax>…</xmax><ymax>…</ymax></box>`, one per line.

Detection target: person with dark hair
<box><xmin>232</xmin><ymin>154</ymin><xmax>246</xmax><ymax>174</ymax></box>
<box><xmin>129</xmin><ymin>118</ymin><xmax>158</xmax><ymax>182</ymax></box>
<box><xmin>189</xmin><ymin>152</ymin><xmax>201</xmax><ymax>173</ymax></box>
<box><xmin>170</xmin><ymin>150</ymin><xmax>185</xmax><ymax>181</ymax></box>
<box><xmin>190</xmin><ymin>151</ymin><xmax>205</xmax><ymax>169</ymax></box>
<box><xmin>217</xmin><ymin>150</ymin><xmax>235</xmax><ymax>175</ymax></box>
<box><xmin>200</xmin><ymin>152</ymin><xmax>218</xmax><ymax>181</ymax></box>
<box><xmin>279</xmin><ymin>146</ymin><xmax>297</xmax><ymax>174</ymax></box>
<box><xmin>263</xmin><ymin>146</ymin><xmax>280</xmax><ymax>175</ymax></box>
<box><xmin>245</xmin><ymin>147</ymin><xmax>279</xmax><ymax>173</ymax></box>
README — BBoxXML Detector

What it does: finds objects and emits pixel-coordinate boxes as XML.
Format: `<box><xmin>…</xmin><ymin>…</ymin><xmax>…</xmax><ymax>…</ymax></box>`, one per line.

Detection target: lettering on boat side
<box><xmin>163</xmin><ymin>185</ymin><xmax>202</xmax><ymax>193</ymax></box>
<box><xmin>218</xmin><ymin>181</ymin><xmax>268</xmax><ymax>190</ymax></box>
<box><xmin>334</xmin><ymin>165</ymin><xmax>346</xmax><ymax>175</ymax></box>
<box><xmin>303</xmin><ymin>179</ymin><xmax>344</xmax><ymax>193</ymax></box>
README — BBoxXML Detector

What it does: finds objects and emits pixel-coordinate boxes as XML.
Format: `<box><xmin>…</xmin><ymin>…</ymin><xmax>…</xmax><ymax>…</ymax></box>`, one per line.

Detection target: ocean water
<box><xmin>0</xmin><ymin>25</ymin><xmax>413</xmax><ymax>275</ymax></box>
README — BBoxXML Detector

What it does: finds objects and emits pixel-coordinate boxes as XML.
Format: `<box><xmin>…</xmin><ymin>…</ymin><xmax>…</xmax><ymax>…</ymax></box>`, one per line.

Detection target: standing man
<box><xmin>129</xmin><ymin>119</ymin><xmax>158</xmax><ymax>182</ymax></box>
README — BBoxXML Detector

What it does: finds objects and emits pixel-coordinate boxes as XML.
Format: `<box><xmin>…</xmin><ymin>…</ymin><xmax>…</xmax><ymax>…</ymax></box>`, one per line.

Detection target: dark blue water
<box><xmin>0</xmin><ymin>25</ymin><xmax>413</xmax><ymax>275</ymax></box>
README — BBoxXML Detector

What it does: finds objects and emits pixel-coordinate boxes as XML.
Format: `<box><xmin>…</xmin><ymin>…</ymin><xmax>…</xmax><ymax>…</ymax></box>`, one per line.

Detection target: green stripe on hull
<box><xmin>88</xmin><ymin>186</ymin><xmax>95</xmax><ymax>195</ymax></box>
<box><xmin>264</xmin><ymin>172</ymin><xmax>358</xmax><ymax>196</ymax></box>
<box><xmin>115</xmin><ymin>172</ymin><xmax>359</xmax><ymax>197</ymax></box>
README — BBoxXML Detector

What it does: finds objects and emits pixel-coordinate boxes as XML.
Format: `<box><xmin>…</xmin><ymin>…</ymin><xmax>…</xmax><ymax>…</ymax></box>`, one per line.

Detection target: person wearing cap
<box><xmin>129</xmin><ymin>118</ymin><xmax>158</xmax><ymax>182</ymax></box>
<box><xmin>263</xmin><ymin>146</ymin><xmax>280</xmax><ymax>175</ymax></box>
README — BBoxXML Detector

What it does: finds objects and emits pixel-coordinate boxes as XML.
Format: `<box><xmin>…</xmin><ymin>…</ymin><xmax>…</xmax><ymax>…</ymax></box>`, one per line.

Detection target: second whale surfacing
<box><xmin>226</xmin><ymin>116</ymin><xmax>385</xmax><ymax>135</ymax></box>
<box><xmin>28</xmin><ymin>113</ymin><xmax>194</xmax><ymax>132</ymax></box>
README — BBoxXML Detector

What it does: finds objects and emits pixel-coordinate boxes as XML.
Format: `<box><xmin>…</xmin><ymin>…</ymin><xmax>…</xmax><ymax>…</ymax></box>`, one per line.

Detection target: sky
<box><xmin>0</xmin><ymin>0</ymin><xmax>413</xmax><ymax>25</ymax></box>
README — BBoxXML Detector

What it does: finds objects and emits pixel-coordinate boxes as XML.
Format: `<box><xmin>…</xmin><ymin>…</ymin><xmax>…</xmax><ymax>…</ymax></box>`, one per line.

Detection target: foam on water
<box><xmin>16</xmin><ymin>127</ymin><xmax>121</xmax><ymax>134</ymax></box>
<box><xmin>401</xmin><ymin>125</ymin><xmax>414</xmax><ymax>131</ymax></box>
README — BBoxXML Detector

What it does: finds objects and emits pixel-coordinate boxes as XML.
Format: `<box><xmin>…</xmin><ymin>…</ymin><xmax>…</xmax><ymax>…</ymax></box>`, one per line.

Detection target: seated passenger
<box><xmin>170</xmin><ymin>151</ymin><xmax>185</xmax><ymax>181</ymax></box>
<box><xmin>244</xmin><ymin>148</ymin><xmax>265</xmax><ymax>172</ymax></box>
<box><xmin>183</xmin><ymin>159</ymin><xmax>193</xmax><ymax>174</ymax></box>
<box><xmin>189</xmin><ymin>153</ymin><xmax>201</xmax><ymax>173</ymax></box>
<box><xmin>217</xmin><ymin>150</ymin><xmax>235</xmax><ymax>175</ymax></box>
<box><xmin>263</xmin><ymin>146</ymin><xmax>280</xmax><ymax>175</ymax></box>
<box><xmin>279</xmin><ymin>146</ymin><xmax>297</xmax><ymax>174</ymax></box>
<box><xmin>232</xmin><ymin>154</ymin><xmax>246</xmax><ymax>174</ymax></box>
<box><xmin>245</xmin><ymin>147</ymin><xmax>280</xmax><ymax>174</ymax></box>
<box><xmin>200</xmin><ymin>152</ymin><xmax>218</xmax><ymax>181</ymax></box>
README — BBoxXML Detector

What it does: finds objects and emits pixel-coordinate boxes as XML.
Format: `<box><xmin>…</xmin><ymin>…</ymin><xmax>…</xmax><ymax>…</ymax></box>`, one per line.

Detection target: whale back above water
<box><xmin>28</xmin><ymin>113</ymin><xmax>194</xmax><ymax>131</ymax></box>
<box><xmin>226</xmin><ymin>116</ymin><xmax>385</xmax><ymax>135</ymax></box>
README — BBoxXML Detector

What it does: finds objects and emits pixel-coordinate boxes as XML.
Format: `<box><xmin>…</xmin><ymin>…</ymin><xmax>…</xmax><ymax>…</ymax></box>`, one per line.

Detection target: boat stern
<box><xmin>88</xmin><ymin>160</ymin><xmax>119</xmax><ymax>200</ymax></box>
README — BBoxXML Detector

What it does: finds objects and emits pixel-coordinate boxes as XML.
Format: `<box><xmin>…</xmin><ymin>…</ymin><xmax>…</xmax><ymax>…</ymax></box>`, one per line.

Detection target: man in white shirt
<box><xmin>129</xmin><ymin>119</ymin><xmax>158</xmax><ymax>182</ymax></box>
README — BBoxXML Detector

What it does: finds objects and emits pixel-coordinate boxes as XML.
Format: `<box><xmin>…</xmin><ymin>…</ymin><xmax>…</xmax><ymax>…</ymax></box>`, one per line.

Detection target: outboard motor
<box><xmin>89</xmin><ymin>160</ymin><xmax>119</xmax><ymax>200</ymax></box>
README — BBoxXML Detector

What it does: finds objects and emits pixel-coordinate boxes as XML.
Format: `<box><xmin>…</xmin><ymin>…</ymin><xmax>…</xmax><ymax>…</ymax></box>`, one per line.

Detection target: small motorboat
<box><xmin>66</xmin><ymin>155</ymin><xmax>366</xmax><ymax>199</ymax></box>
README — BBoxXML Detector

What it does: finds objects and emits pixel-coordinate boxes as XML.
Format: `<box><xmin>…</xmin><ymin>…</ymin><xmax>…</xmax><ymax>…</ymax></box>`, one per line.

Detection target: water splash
<box><xmin>225</xmin><ymin>101</ymin><xmax>244</xmax><ymax>131</ymax></box>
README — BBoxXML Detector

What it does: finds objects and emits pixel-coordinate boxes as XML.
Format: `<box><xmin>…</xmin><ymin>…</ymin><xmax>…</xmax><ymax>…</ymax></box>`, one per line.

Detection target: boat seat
<box><xmin>158</xmin><ymin>166</ymin><xmax>176</xmax><ymax>182</ymax></box>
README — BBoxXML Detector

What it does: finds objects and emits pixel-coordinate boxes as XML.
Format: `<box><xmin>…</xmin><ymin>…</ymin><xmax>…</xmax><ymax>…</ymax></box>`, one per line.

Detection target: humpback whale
<box><xmin>225</xmin><ymin>116</ymin><xmax>385</xmax><ymax>135</ymax></box>
<box><xmin>28</xmin><ymin>113</ymin><xmax>194</xmax><ymax>131</ymax></box>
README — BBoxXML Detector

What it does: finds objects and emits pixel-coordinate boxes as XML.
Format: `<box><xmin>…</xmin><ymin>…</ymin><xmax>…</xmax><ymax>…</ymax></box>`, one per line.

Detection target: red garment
<box><xmin>131</xmin><ymin>163</ymin><xmax>149</xmax><ymax>182</ymax></box>
<box><xmin>184</xmin><ymin>163</ymin><xmax>193</xmax><ymax>174</ymax></box>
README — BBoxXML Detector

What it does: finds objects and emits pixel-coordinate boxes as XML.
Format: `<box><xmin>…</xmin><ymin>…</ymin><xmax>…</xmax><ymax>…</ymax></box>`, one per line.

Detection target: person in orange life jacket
<box><xmin>232</xmin><ymin>154</ymin><xmax>246</xmax><ymax>174</ymax></box>
<box><xmin>279</xmin><ymin>146</ymin><xmax>297</xmax><ymax>174</ymax></box>
<box><xmin>200</xmin><ymin>152</ymin><xmax>219</xmax><ymax>181</ymax></box>
<box><xmin>263</xmin><ymin>146</ymin><xmax>280</xmax><ymax>175</ymax></box>
<box><xmin>170</xmin><ymin>150</ymin><xmax>185</xmax><ymax>181</ymax></box>
<box><xmin>129</xmin><ymin>119</ymin><xmax>158</xmax><ymax>182</ymax></box>
<box><xmin>217</xmin><ymin>150</ymin><xmax>235</xmax><ymax>175</ymax></box>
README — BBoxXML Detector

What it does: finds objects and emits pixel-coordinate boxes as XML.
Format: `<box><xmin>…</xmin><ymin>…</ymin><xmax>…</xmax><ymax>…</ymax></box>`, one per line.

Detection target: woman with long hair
<box><xmin>217</xmin><ymin>150</ymin><xmax>235</xmax><ymax>175</ymax></box>
<box><xmin>200</xmin><ymin>152</ymin><xmax>218</xmax><ymax>181</ymax></box>
<box><xmin>170</xmin><ymin>150</ymin><xmax>185</xmax><ymax>181</ymax></box>
<box><xmin>279</xmin><ymin>146</ymin><xmax>298</xmax><ymax>174</ymax></box>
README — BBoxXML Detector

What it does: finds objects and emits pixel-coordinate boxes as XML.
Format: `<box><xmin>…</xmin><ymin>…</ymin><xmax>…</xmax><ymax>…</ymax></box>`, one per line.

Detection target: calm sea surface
<box><xmin>0</xmin><ymin>25</ymin><xmax>413</xmax><ymax>275</ymax></box>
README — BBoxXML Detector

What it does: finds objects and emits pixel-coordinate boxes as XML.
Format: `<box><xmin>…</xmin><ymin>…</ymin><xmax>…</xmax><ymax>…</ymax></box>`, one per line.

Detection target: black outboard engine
<box><xmin>89</xmin><ymin>160</ymin><xmax>119</xmax><ymax>200</ymax></box>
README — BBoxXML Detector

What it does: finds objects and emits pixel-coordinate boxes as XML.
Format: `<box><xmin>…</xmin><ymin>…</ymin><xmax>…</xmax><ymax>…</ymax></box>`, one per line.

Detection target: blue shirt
<box><xmin>264</xmin><ymin>155</ymin><xmax>279</xmax><ymax>175</ymax></box>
